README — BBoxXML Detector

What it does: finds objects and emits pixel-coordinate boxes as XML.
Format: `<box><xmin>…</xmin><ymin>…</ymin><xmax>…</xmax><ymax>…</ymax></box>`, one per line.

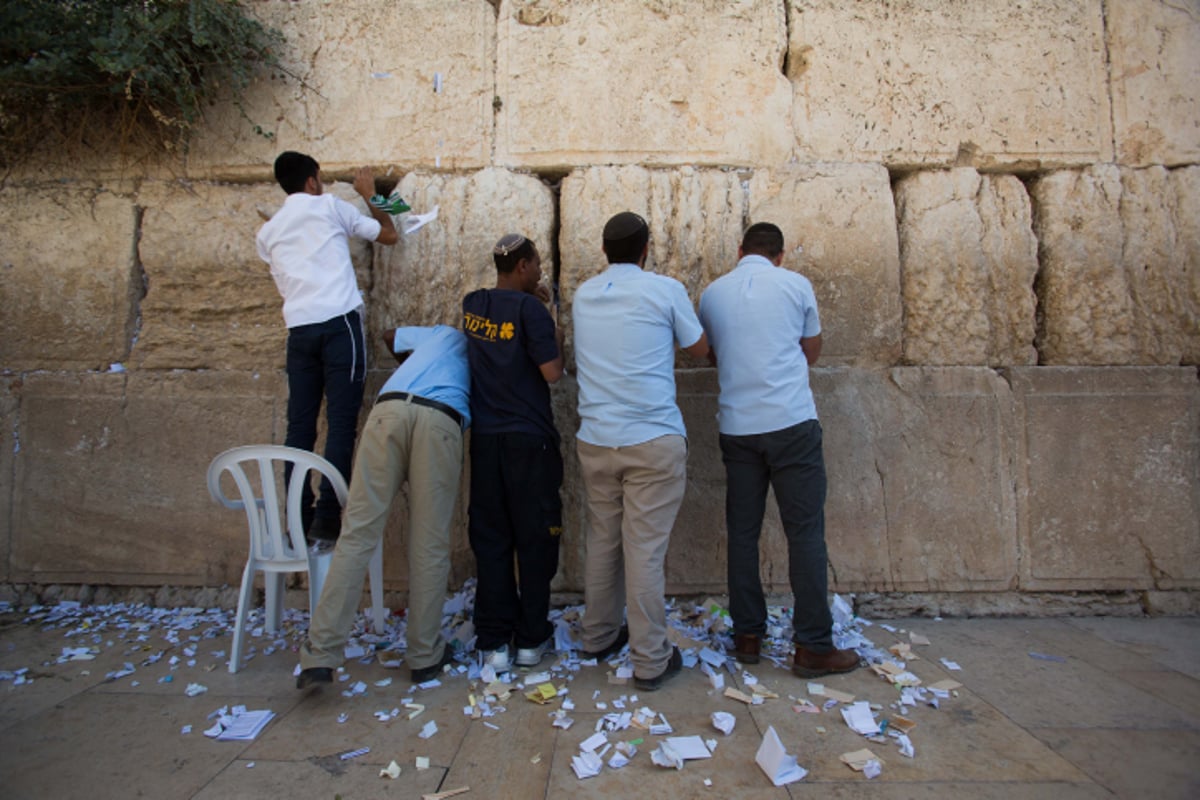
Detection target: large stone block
<box><xmin>135</xmin><ymin>180</ymin><xmax>383</xmax><ymax>371</ymax></box>
<box><xmin>1108</xmin><ymin>0</ymin><xmax>1200</xmax><ymax>166</ymax></box>
<box><xmin>896</xmin><ymin>169</ymin><xmax>1039</xmax><ymax>366</ymax></box>
<box><xmin>748</xmin><ymin>165</ymin><xmax>902</xmax><ymax>366</ymax></box>
<box><xmin>10</xmin><ymin>371</ymin><xmax>284</xmax><ymax>585</ymax></box>
<box><xmin>495</xmin><ymin>0</ymin><xmax>793</xmax><ymax>168</ymax></box>
<box><xmin>0</xmin><ymin>187</ymin><xmax>137</xmax><ymax>371</ymax></box>
<box><xmin>1032</xmin><ymin>165</ymin><xmax>1199</xmax><ymax>365</ymax></box>
<box><xmin>788</xmin><ymin>0</ymin><xmax>1112</xmax><ymax>167</ymax></box>
<box><xmin>371</xmin><ymin>168</ymin><xmax>556</xmax><ymax>362</ymax></box>
<box><xmin>1010</xmin><ymin>367</ymin><xmax>1200</xmax><ymax>590</ymax></box>
<box><xmin>186</xmin><ymin>0</ymin><xmax>496</xmax><ymax>177</ymax></box>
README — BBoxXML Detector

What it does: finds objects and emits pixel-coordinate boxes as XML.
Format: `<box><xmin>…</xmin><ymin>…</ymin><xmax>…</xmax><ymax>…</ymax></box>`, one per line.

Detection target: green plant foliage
<box><xmin>0</xmin><ymin>0</ymin><xmax>286</xmax><ymax>162</ymax></box>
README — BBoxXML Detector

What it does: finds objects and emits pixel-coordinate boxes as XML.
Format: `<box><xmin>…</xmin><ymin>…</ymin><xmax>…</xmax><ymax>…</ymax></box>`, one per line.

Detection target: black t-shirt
<box><xmin>462</xmin><ymin>288</ymin><xmax>559</xmax><ymax>441</ymax></box>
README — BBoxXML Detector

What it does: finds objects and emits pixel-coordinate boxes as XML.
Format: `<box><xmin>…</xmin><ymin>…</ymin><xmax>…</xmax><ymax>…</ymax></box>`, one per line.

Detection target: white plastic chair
<box><xmin>207</xmin><ymin>445</ymin><xmax>386</xmax><ymax>673</ymax></box>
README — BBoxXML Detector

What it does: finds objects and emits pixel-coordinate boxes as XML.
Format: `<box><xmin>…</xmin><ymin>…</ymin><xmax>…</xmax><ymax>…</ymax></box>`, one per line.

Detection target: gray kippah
<box><xmin>493</xmin><ymin>232</ymin><xmax>528</xmax><ymax>256</ymax></box>
<box><xmin>603</xmin><ymin>211</ymin><xmax>647</xmax><ymax>241</ymax></box>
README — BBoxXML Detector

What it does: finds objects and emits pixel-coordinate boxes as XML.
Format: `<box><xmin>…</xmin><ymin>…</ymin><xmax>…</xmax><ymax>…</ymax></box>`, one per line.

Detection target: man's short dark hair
<box><xmin>274</xmin><ymin>151</ymin><xmax>319</xmax><ymax>194</ymax></box>
<box><xmin>741</xmin><ymin>222</ymin><xmax>785</xmax><ymax>258</ymax></box>
<box><xmin>492</xmin><ymin>233</ymin><xmax>537</xmax><ymax>274</ymax></box>
<box><xmin>603</xmin><ymin>211</ymin><xmax>650</xmax><ymax>264</ymax></box>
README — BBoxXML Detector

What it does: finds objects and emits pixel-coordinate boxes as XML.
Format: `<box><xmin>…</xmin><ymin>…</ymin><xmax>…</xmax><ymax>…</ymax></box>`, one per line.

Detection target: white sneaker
<box><xmin>514</xmin><ymin>638</ymin><xmax>551</xmax><ymax>668</ymax></box>
<box><xmin>480</xmin><ymin>644</ymin><xmax>511</xmax><ymax>672</ymax></box>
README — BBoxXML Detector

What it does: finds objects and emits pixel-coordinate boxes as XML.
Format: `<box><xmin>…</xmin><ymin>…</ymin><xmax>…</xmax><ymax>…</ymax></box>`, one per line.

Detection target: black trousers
<box><xmin>283</xmin><ymin>309</ymin><xmax>366</xmax><ymax>524</ymax></box>
<box><xmin>468</xmin><ymin>432</ymin><xmax>563</xmax><ymax>650</ymax></box>
<box><xmin>720</xmin><ymin>419</ymin><xmax>834</xmax><ymax>650</ymax></box>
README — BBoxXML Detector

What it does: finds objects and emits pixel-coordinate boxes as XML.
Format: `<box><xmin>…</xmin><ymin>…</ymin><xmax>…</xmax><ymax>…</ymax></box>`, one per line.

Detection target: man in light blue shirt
<box><xmin>572</xmin><ymin>211</ymin><xmax>709</xmax><ymax>691</ymax></box>
<box><xmin>699</xmin><ymin>222</ymin><xmax>859</xmax><ymax>679</ymax></box>
<box><xmin>298</xmin><ymin>325</ymin><xmax>470</xmax><ymax>688</ymax></box>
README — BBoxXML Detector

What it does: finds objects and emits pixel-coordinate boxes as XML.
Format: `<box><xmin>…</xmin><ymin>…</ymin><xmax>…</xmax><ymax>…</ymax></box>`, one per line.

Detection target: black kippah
<box><xmin>603</xmin><ymin>211</ymin><xmax>647</xmax><ymax>241</ymax></box>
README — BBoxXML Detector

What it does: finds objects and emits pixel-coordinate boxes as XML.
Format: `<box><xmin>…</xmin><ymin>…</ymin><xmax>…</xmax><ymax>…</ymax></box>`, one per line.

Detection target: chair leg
<box><xmin>307</xmin><ymin>549</ymin><xmax>333</xmax><ymax>620</ymax></box>
<box><xmin>265</xmin><ymin>572</ymin><xmax>285</xmax><ymax>633</ymax></box>
<box><xmin>229</xmin><ymin>562</ymin><xmax>256</xmax><ymax>674</ymax></box>
<box><xmin>368</xmin><ymin>541</ymin><xmax>386</xmax><ymax>635</ymax></box>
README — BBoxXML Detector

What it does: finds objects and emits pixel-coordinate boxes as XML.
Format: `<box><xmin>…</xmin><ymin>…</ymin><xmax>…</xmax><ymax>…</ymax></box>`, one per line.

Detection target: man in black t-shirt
<box><xmin>462</xmin><ymin>233</ymin><xmax>564</xmax><ymax>670</ymax></box>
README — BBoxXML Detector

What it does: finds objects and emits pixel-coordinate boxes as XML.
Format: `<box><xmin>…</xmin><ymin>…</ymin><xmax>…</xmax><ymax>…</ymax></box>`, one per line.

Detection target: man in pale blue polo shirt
<box><xmin>699</xmin><ymin>222</ymin><xmax>859</xmax><ymax>679</ymax></box>
<box><xmin>572</xmin><ymin>211</ymin><xmax>709</xmax><ymax>691</ymax></box>
<box><xmin>297</xmin><ymin>324</ymin><xmax>470</xmax><ymax>688</ymax></box>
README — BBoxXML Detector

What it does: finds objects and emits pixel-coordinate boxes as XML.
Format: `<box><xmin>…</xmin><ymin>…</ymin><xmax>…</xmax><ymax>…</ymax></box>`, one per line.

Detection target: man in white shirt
<box><xmin>572</xmin><ymin>211</ymin><xmax>709</xmax><ymax>691</ymax></box>
<box><xmin>256</xmin><ymin>151</ymin><xmax>398</xmax><ymax>544</ymax></box>
<box><xmin>699</xmin><ymin>222</ymin><xmax>859</xmax><ymax>679</ymax></box>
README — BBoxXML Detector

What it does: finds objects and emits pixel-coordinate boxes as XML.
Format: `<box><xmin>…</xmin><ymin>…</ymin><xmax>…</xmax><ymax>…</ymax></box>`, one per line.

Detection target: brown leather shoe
<box><xmin>791</xmin><ymin>645</ymin><xmax>860</xmax><ymax>678</ymax></box>
<box><xmin>733</xmin><ymin>633</ymin><xmax>761</xmax><ymax>665</ymax></box>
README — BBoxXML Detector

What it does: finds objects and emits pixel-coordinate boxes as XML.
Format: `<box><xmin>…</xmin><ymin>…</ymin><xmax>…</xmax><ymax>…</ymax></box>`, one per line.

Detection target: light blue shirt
<box><xmin>572</xmin><ymin>263</ymin><xmax>704</xmax><ymax>447</ymax></box>
<box><xmin>699</xmin><ymin>254</ymin><xmax>820</xmax><ymax>436</ymax></box>
<box><xmin>379</xmin><ymin>325</ymin><xmax>471</xmax><ymax>428</ymax></box>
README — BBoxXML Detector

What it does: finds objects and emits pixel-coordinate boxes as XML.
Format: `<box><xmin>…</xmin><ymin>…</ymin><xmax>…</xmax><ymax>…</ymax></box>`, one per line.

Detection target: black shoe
<box><xmin>306</xmin><ymin>516</ymin><xmax>341</xmax><ymax>545</ymax></box>
<box><xmin>410</xmin><ymin>645</ymin><xmax>454</xmax><ymax>684</ymax></box>
<box><xmin>634</xmin><ymin>646</ymin><xmax>682</xmax><ymax>692</ymax></box>
<box><xmin>296</xmin><ymin>666</ymin><xmax>333</xmax><ymax>690</ymax></box>
<box><xmin>582</xmin><ymin>625</ymin><xmax>629</xmax><ymax>661</ymax></box>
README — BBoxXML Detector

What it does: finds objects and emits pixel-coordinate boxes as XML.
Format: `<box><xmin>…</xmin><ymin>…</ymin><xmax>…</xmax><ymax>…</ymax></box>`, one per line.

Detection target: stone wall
<box><xmin>1</xmin><ymin>0</ymin><xmax>1197</xmax><ymax>614</ymax></box>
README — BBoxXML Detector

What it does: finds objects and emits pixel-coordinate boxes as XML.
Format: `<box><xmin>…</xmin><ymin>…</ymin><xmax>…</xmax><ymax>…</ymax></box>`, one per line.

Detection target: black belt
<box><xmin>377</xmin><ymin>391</ymin><xmax>463</xmax><ymax>427</ymax></box>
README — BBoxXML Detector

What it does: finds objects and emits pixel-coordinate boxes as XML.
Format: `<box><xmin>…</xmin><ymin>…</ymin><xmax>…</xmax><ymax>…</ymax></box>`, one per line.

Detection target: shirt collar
<box><xmin>736</xmin><ymin>253</ymin><xmax>775</xmax><ymax>270</ymax></box>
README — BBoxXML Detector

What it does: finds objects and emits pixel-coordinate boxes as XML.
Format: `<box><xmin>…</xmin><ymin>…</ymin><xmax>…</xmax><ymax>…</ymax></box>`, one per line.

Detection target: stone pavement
<box><xmin>0</xmin><ymin>607</ymin><xmax>1197</xmax><ymax>800</ymax></box>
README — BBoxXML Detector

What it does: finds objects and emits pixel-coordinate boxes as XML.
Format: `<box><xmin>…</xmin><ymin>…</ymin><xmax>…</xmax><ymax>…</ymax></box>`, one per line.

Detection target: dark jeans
<box><xmin>720</xmin><ymin>419</ymin><xmax>834</xmax><ymax>651</ymax></box>
<box><xmin>284</xmin><ymin>309</ymin><xmax>366</xmax><ymax>525</ymax></box>
<box><xmin>468</xmin><ymin>432</ymin><xmax>563</xmax><ymax>650</ymax></box>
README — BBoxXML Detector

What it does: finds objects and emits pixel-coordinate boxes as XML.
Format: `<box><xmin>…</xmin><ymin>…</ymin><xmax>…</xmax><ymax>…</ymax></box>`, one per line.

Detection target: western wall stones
<box><xmin>896</xmin><ymin>169</ymin><xmax>1039</xmax><ymax>366</ymax></box>
<box><xmin>748</xmin><ymin>164</ymin><xmax>902</xmax><ymax>366</ymax></box>
<box><xmin>788</xmin><ymin>0</ymin><xmax>1112</xmax><ymax>168</ymax></box>
<box><xmin>1108</xmin><ymin>0</ymin><xmax>1200</xmax><ymax>166</ymax></box>
<box><xmin>1010</xmin><ymin>367</ymin><xmax>1200</xmax><ymax>591</ymax></box>
<box><xmin>371</xmin><ymin>168</ymin><xmax>555</xmax><ymax>361</ymax></box>
<box><xmin>495</xmin><ymin>0</ymin><xmax>793</xmax><ymax>168</ymax></box>
<box><xmin>186</xmin><ymin>0</ymin><xmax>496</xmax><ymax>177</ymax></box>
<box><xmin>0</xmin><ymin>380</ymin><xmax>14</xmax><ymax>584</ymax></box>
<box><xmin>11</xmin><ymin>371</ymin><xmax>283</xmax><ymax>587</ymax></box>
<box><xmin>0</xmin><ymin>188</ymin><xmax>138</xmax><ymax>371</ymax></box>
<box><xmin>1033</xmin><ymin>165</ymin><xmax>1199</xmax><ymax>365</ymax></box>
<box><xmin>134</xmin><ymin>181</ymin><xmax>302</xmax><ymax>371</ymax></box>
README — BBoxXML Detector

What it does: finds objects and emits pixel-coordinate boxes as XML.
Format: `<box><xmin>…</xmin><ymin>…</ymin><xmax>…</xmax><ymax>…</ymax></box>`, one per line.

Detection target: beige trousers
<box><xmin>301</xmin><ymin>398</ymin><xmax>463</xmax><ymax>672</ymax></box>
<box><xmin>577</xmin><ymin>434</ymin><xmax>687</xmax><ymax>679</ymax></box>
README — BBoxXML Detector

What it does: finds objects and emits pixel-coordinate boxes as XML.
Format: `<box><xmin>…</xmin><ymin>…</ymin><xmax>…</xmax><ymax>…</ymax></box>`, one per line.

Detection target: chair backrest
<box><xmin>207</xmin><ymin>445</ymin><xmax>349</xmax><ymax>564</ymax></box>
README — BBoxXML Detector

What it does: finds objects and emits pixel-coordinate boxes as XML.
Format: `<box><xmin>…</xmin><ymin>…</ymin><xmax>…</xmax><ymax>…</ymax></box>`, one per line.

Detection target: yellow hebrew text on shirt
<box><xmin>463</xmin><ymin>312</ymin><xmax>499</xmax><ymax>341</ymax></box>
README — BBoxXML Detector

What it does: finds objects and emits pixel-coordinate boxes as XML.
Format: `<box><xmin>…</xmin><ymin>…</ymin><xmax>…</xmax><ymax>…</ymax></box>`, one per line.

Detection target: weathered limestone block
<box><xmin>748</xmin><ymin>165</ymin><xmax>902</xmax><ymax>366</ymax></box>
<box><xmin>137</xmin><ymin>181</ymin><xmax>289</xmax><ymax>370</ymax></box>
<box><xmin>0</xmin><ymin>187</ymin><xmax>137</xmax><ymax>371</ymax></box>
<box><xmin>371</xmin><ymin>168</ymin><xmax>555</xmax><ymax>361</ymax></box>
<box><xmin>11</xmin><ymin>371</ymin><xmax>284</xmax><ymax>586</ymax></box>
<box><xmin>1010</xmin><ymin>367</ymin><xmax>1200</xmax><ymax>591</ymax></box>
<box><xmin>495</xmin><ymin>0</ymin><xmax>793</xmax><ymax>168</ymax></box>
<box><xmin>1108</xmin><ymin>0</ymin><xmax>1200</xmax><ymax>166</ymax></box>
<box><xmin>788</xmin><ymin>0</ymin><xmax>1112</xmax><ymax>167</ymax></box>
<box><xmin>896</xmin><ymin>169</ymin><xmax>1038</xmax><ymax>366</ymax></box>
<box><xmin>1033</xmin><ymin>165</ymin><xmax>1199</xmax><ymax>365</ymax></box>
<box><xmin>187</xmin><ymin>0</ymin><xmax>496</xmax><ymax>177</ymax></box>
<box><xmin>0</xmin><ymin>379</ymin><xmax>16</xmax><ymax>583</ymax></box>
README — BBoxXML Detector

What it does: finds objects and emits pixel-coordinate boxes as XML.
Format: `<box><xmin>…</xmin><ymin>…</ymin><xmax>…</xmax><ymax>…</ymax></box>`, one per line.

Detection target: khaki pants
<box><xmin>577</xmin><ymin>435</ymin><xmax>687</xmax><ymax>679</ymax></box>
<box><xmin>301</xmin><ymin>398</ymin><xmax>463</xmax><ymax>672</ymax></box>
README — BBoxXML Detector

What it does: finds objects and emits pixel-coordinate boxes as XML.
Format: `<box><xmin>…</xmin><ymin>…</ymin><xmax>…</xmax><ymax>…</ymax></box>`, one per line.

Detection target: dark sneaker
<box><xmin>634</xmin><ymin>646</ymin><xmax>682</xmax><ymax>692</ymax></box>
<box><xmin>732</xmin><ymin>633</ymin><xmax>761</xmax><ymax>665</ymax></box>
<box><xmin>296</xmin><ymin>666</ymin><xmax>333</xmax><ymax>690</ymax></box>
<box><xmin>791</xmin><ymin>645</ymin><xmax>861</xmax><ymax>678</ymax></box>
<box><xmin>582</xmin><ymin>626</ymin><xmax>629</xmax><ymax>661</ymax></box>
<box><xmin>306</xmin><ymin>516</ymin><xmax>341</xmax><ymax>545</ymax></box>
<box><xmin>410</xmin><ymin>645</ymin><xmax>454</xmax><ymax>683</ymax></box>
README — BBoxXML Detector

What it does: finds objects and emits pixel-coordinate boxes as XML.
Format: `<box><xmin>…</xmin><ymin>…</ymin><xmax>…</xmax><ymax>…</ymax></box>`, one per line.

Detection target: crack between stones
<box><xmin>127</xmin><ymin>205</ymin><xmax>148</xmax><ymax>364</ymax></box>
<box><xmin>1100</xmin><ymin>0</ymin><xmax>1118</xmax><ymax>164</ymax></box>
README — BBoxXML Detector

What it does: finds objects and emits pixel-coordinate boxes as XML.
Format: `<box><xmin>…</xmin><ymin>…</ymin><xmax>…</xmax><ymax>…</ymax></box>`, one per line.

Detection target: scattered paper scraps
<box><xmin>792</xmin><ymin>699</ymin><xmax>821</xmax><ymax>714</ymax></box>
<box><xmin>664</xmin><ymin>735</ymin><xmax>713</xmax><ymax>760</ymax></box>
<box><xmin>422</xmin><ymin>787</ymin><xmax>469</xmax><ymax>800</ymax></box>
<box><xmin>340</xmin><ymin>747</ymin><xmax>370</xmax><ymax>761</ymax></box>
<box><xmin>380</xmin><ymin>760</ymin><xmax>402</xmax><ymax>779</ymax></box>
<box><xmin>525</xmin><ymin>683</ymin><xmax>559</xmax><ymax>704</ymax></box>
<box><xmin>888</xmin><ymin>715</ymin><xmax>917</xmax><ymax>733</ymax></box>
<box><xmin>572</xmin><ymin>750</ymin><xmax>604</xmax><ymax>779</ymax></box>
<box><xmin>415</xmin><ymin>756</ymin><xmax>431</xmax><ymax>770</ymax></box>
<box><xmin>755</xmin><ymin>725</ymin><xmax>807</xmax><ymax>786</ymax></box>
<box><xmin>939</xmin><ymin>658</ymin><xmax>962</xmax><ymax>671</ymax></box>
<box><xmin>608</xmin><ymin>740</ymin><xmax>637</xmax><ymax>769</ymax></box>
<box><xmin>895</xmin><ymin>733</ymin><xmax>915</xmax><ymax>758</ymax></box>
<box><xmin>889</xmin><ymin>642</ymin><xmax>918</xmax><ymax>660</ymax></box>
<box><xmin>1028</xmin><ymin>651</ymin><xmax>1067</xmax><ymax>663</ymax></box>
<box><xmin>841</xmin><ymin>701</ymin><xmax>881</xmax><ymax>735</ymax></box>
<box><xmin>928</xmin><ymin>679</ymin><xmax>962</xmax><ymax>692</ymax></box>
<box><xmin>750</xmin><ymin>683</ymin><xmax>779</xmax><ymax>699</ymax></box>
<box><xmin>723</xmin><ymin>687</ymin><xmax>756</xmax><ymax>705</ymax></box>
<box><xmin>650</xmin><ymin>740</ymin><xmax>684</xmax><ymax>770</ymax></box>
<box><xmin>205</xmin><ymin>707</ymin><xmax>275</xmax><ymax>741</ymax></box>
<box><xmin>808</xmin><ymin>684</ymin><xmax>855</xmax><ymax>703</ymax></box>
<box><xmin>909</xmin><ymin>631</ymin><xmax>931</xmax><ymax>646</ymax></box>
<box><xmin>841</xmin><ymin>748</ymin><xmax>884</xmax><ymax>778</ymax></box>
<box><xmin>419</xmin><ymin>720</ymin><xmax>439</xmax><ymax>739</ymax></box>
<box><xmin>711</xmin><ymin>711</ymin><xmax>736</xmax><ymax>735</ymax></box>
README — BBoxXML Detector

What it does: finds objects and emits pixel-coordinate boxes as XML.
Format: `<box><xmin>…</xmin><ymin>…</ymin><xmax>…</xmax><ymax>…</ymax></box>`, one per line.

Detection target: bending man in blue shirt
<box><xmin>297</xmin><ymin>325</ymin><xmax>470</xmax><ymax>688</ymax></box>
<box><xmin>699</xmin><ymin>222</ymin><xmax>859</xmax><ymax>679</ymax></box>
<box><xmin>572</xmin><ymin>211</ymin><xmax>709</xmax><ymax>691</ymax></box>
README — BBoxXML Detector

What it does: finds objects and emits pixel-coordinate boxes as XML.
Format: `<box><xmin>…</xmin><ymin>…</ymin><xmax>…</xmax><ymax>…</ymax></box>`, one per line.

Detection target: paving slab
<box><xmin>191</xmin><ymin>758</ymin><xmax>448</xmax><ymax>800</ymax></box>
<box><xmin>1063</xmin><ymin>617</ymin><xmax>1200</xmax><ymax>679</ymax></box>
<box><xmin>1031</xmin><ymin>728</ymin><xmax>1200</xmax><ymax>800</ymax></box>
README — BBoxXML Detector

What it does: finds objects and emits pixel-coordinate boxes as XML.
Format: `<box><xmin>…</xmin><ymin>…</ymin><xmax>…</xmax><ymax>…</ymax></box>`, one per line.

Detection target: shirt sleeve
<box><xmin>668</xmin><ymin>280</ymin><xmax>705</xmax><ymax>348</ymax></box>
<box><xmin>332</xmin><ymin>195</ymin><xmax>383</xmax><ymax>242</ymax></box>
<box><xmin>798</xmin><ymin>278</ymin><xmax>821</xmax><ymax>338</ymax></box>
<box><xmin>521</xmin><ymin>296</ymin><xmax>560</xmax><ymax>366</ymax></box>
<box><xmin>391</xmin><ymin>326</ymin><xmax>433</xmax><ymax>353</ymax></box>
